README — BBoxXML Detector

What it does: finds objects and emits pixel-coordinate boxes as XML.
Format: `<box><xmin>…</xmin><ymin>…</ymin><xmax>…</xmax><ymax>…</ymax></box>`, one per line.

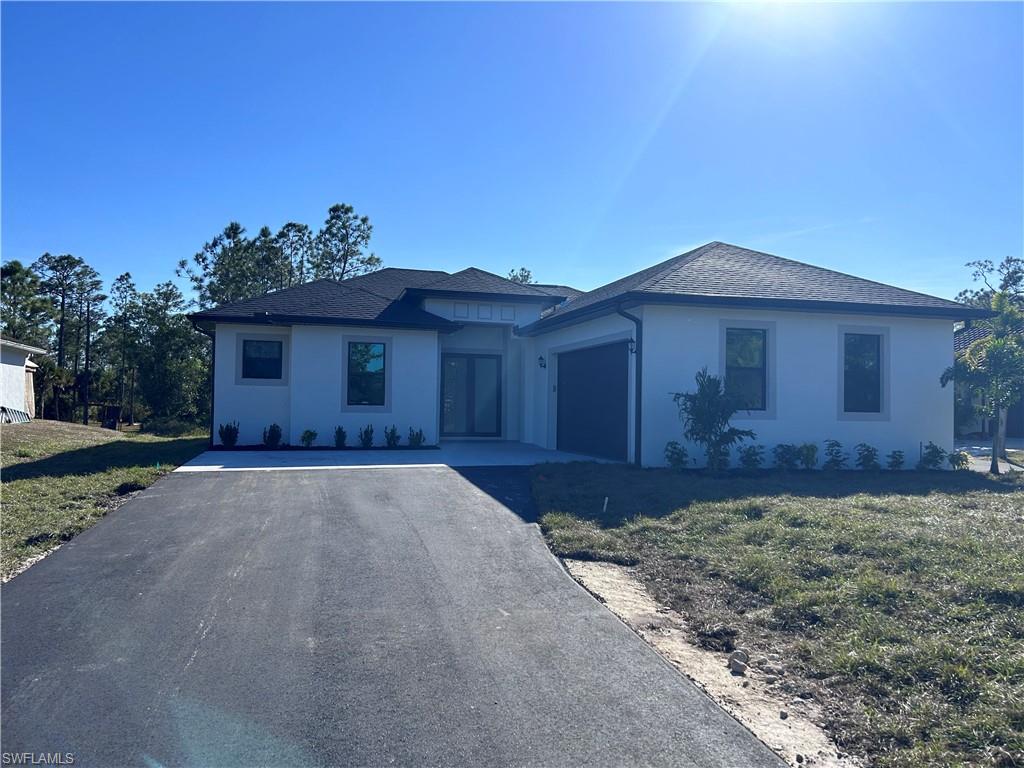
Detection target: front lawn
<box><xmin>1</xmin><ymin>420</ymin><xmax>206</xmax><ymax>579</ymax></box>
<box><xmin>534</xmin><ymin>463</ymin><xmax>1024</xmax><ymax>768</ymax></box>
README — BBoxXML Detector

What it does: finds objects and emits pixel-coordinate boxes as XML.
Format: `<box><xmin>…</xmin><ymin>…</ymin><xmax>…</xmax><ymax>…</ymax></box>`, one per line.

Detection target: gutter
<box><xmin>616</xmin><ymin>305</ymin><xmax>643</xmax><ymax>467</ymax></box>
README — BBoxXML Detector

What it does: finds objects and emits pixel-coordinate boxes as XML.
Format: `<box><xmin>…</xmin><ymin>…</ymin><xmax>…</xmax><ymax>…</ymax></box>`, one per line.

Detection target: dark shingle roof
<box><xmin>533</xmin><ymin>283</ymin><xmax>584</xmax><ymax>300</ymax></box>
<box><xmin>339</xmin><ymin>267</ymin><xmax>451</xmax><ymax>299</ymax></box>
<box><xmin>520</xmin><ymin>242</ymin><xmax>989</xmax><ymax>334</ymax></box>
<box><xmin>405</xmin><ymin>267</ymin><xmax>565</xmax><ymax>302</ymax></box>
<box><xmin>187</xmin><ymin>279</ymin><xmax>459</xmax><ymax>332</ymax></box>
<box><xmin>954</xmin><ymin>322</ymin><xmax>1023</xmax><ymax>354</ymax></box>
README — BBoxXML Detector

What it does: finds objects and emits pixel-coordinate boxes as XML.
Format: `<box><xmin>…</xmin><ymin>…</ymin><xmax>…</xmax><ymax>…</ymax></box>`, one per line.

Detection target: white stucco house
<box><xmin>1</xmin><ymin>336</ymin><xmax>45</xmax><ymax>423</ymax></box>
<box><xmin>188</xmin><ymin>242</ymin><xmax>990</xmax><ymax>466</ymax></box>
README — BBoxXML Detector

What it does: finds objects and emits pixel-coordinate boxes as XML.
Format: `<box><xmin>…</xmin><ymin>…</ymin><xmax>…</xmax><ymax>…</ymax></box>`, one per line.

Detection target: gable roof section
<box><xmin>533</xmin><ymin>283</ymin><xmax>584</xmax><ymax>300</ymax></box>
<box><xmin>520</xmin><ymin>242</ymin><xmax>990</xmax><ymax>335</ymax></box>
<box><xmin>403</xmin><ymin>267</ymin><xmax>568</xmax><ymax>304</ymax></box>
<box><xmin>338</xmin><ymin>267</ymin><xmax>451</xmax><ymax>300</ymax></box>
<box><xmin>0</xmin><ymin>336</ymin><xmax>47</xmax><ymax>355</ymax></box>
<box><xmin>187</xmin><ymin>279</ymin><xmax>460</xmax><ymax>332</ymax></box>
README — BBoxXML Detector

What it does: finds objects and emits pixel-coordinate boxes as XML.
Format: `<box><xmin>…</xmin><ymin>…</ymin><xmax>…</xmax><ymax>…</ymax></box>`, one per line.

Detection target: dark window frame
<box><xmin>241</xmin><ymin>339</ymin><xmax>284</xmax><ymax>380</ymax></box>
<box><xmin>724</xmin><ymin>327</ymin><xmax>767</xmax><ymax>411</ymax></box>
<box><xmin>346</xmin><ymin>341</ymin><xmax>387</xmax><ymax>407</ymax></box>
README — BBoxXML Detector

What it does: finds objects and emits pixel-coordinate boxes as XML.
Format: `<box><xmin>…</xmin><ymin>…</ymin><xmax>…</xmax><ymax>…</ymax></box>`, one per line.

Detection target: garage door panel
<box><xmin>556</xmin><ymin>342</ymin><xmax>628</xmax><ymax>461</ymax></box>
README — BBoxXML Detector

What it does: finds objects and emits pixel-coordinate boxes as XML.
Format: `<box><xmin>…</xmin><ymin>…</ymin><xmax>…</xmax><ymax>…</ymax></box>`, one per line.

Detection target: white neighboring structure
<box><xmin>1</xmin><ymin>337</ymin><xmax>46</xmax><ymax>423</ymax></box>
<box><xmin>190</xmin><ymin>242</ymin><xmax>989</xmax><ymax>466</ymax></box>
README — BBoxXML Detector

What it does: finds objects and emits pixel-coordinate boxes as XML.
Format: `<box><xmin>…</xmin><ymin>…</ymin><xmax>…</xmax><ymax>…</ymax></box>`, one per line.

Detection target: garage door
<box><xmin>556</xmin><ymin>342</ymin><xmax>629</xmax><ymax>461</ymax></box>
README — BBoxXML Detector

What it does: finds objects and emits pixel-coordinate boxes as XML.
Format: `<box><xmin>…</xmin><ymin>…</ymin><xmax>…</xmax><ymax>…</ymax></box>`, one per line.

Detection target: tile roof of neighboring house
<box><xmin>954</xmin><ymin>322</ymin><xmax>1024</xmax><ymax>354</ymax></box>
<box><xmin>187</xmin><ymin>279</ymin><xmax>461</xmax><ymax>332</ymax></box>
<box><xmin>520</xmin><ymin>242</ymin><xmax>990</xmax><ymax>334</ymax></box>
<box><xmin>0</xmin><ymin>336</ymin><xmax>47</xmax><ymax>354</ymax></box>
<box><xmin>403</xmin><ymin>267</ymin><xmax>567</xmax><ymax>302</ymax></box>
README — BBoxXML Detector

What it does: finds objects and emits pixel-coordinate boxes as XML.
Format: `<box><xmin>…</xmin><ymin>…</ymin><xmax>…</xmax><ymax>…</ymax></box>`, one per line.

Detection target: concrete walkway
<box><xmin>176</xmin><ymin>440</ymin><xmax>607</xmax><ymax>472</ymax></box>
<box><xmin>956</xmin><ymin>438</ymin><xmax>1024</xmax><ymax>474</ymax></box>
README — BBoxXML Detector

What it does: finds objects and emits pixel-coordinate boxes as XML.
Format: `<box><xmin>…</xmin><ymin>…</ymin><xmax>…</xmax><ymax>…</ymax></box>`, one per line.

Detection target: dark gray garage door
<box><xmin>556</xmin><ymin>342</ymin><xmax>629</xmax><ymax>461</ymax></box>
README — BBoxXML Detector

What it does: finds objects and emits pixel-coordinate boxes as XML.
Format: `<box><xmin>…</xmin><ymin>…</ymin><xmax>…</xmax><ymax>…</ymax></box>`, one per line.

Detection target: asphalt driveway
<box><xmin>1</xmin><ymin>466</ymin><xmax>781</xmax><ymax>767</ymax></box>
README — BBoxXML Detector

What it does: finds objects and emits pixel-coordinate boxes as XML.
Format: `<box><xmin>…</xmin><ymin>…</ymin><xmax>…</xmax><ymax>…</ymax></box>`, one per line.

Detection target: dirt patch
<box><xmin>564</xmin><ymin>559</ymin><xmax>859</xmax><ymax>768</ymax></box>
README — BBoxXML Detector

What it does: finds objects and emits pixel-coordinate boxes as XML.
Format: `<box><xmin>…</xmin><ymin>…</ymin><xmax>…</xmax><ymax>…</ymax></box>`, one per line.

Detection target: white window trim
<box><xmin>235</xmin><ymin>333</ymin><xmax>289</xmax><ymax>386</ymax></box>
<box><xmin>837</xmin><ymin>325</ymin><xmax>891</xmax><ymax>422</ymax></box>
<box><xmin>718</xmin><ymin>319</ymin><xmax>777</xmax><ymax>420</ymax></box>
<box><xmin>341</xmin><ymin>334</ymin><xmax>393</xmax><ymax>413</ymax></box>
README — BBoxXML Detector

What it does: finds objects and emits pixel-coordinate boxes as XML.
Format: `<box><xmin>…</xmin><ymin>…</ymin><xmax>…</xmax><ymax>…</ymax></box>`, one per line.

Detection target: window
<box><xmin>242</xmin><ymin>340</ymin><xmax>283</xmax><ymax>379</ymax></box>
<box><xmin>843</xmin><ymin>333</ymin><xmax>882</xmax><ymax>413</ymax></box>
<box><xmin>347</xmin><ymin>342</ymin><xmax>386</xmax><ymax>406</ymax></box>
<box><xmin>725</xmin><ymin>328</ymin><xmax>767</xmax><ymax>410</ymax></box>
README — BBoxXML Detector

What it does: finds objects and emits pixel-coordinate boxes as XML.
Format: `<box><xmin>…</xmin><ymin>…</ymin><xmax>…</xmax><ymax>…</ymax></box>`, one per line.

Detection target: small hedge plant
<box><xmin>773</xmin><ymin>444</ymin><xmax>800</xmax><ymax>471</ymax></box>
<box><xmin>797</xmin><ymin>443</ymin><xmax>818</xmax><ymax>470</ymax></box>
<box><xmin>917</xmin><ymin>441</ymin><xmax>946</xmax><ymax>470</ymax></box>
<box><xmin>408</xmin><ymin>428</ymin><xmax>426</xmax><ymax>448</ymax></box>
<box><xmin>218</xmin><ymin>421</ymin><xmax>239</xmax><ymax>447</ymax></box>
<box><xmin>334</xmin><ymin>426</ymin><xmax>347</xmax><ymax>448</ymax></box>
<box><xmin>823</xmin><ymin>439</ymin><xmax>847</xmax><ymax>470</ymax></box>
<box><xmin>300</xmin><ymin>429</ymin><xmax>317</xmax><ymax>448</ymax></box>
<box><xmin>886</xmin><ymin>450</ymin><xmax>905</xmax><ymax>471</ymax></box>
<box><xmin>384</xmin><ymin>425</ymin><xmax>401</xmax><ymax>448</ymax></box>
<box><xmin>855</xmin><ymin>443</ymin><xmax>880</xmax><ymax>471</ymax></box>
<box><xmin>948</xmin><ymin>449</ymin><xmax>970</xmax><ymax>471</ymax></box>
<box><xmin>664</xmin><ymin>441</ymin><xmax>690</xmax><ymax>472</ymax></box>
<box><xmin>738</xmin><ymin>444</ymin><xmax>764</xmax><ymax>469</ymax></box>
<box><xmin>358</xmin><ymin>424</ymin><xmax>374</xmax><ymax>449</ymax></box>
<box><xmin>263</xmin><ymin>423</ymin><xmax>282</xmax><ymax>449</ymax></box>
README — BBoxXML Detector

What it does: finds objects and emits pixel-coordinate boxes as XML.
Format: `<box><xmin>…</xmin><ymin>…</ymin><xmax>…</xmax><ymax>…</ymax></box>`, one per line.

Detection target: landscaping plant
<box><xmin>358</xmin><ymin>424</ymin><xmax>374</xmax><ymax>449</ymax></box>
<box><xmin>218</xmin><ymin>421</ymin><xmax>239</xmax><ymax>447</ymax></box>
<box><xmin>886</xmin><ymin>449</ymin><xmax>905</xmax><ymax>471</ymax></box>
<box><xmin>408</xmin><ymin>428</ymin><xmax>426</xmax><ymax>448</ymax></box>
<box><xmin>917</xmin><ymin>441</ymin><xmax>947</xmax><ymax>470</ymax></box>
<box><xmin>948</xmin><ymin>449</ymin><xmax>970</xmax><ymax>470</ymax></box>
<box><xmin>823</xmin><ymin>439</ymin><xmax>847</xmax><ymax>470</ymax></box>
<box><xmin>772</xmin><ymin>444</ymin><xmax>800</xmax><ymax>471</ymax></box>
<box><xmin>334</xmin><ymin>426</ymin><xmax>347</xmax><ymax>448</ymax></box>
<box><xmin>797</xmin><ymin>443</ymin><xmax>818</xmax><ymax>470</ymax></box>
<box><xmin>384</xmin><ymin>425</ymin><xmax>401</xmax><ymax>448</ymax></box>
<box><xmin>262</xmin><ymin>423</ymin><xmax>282</xmax><ymax>449</ymax></box>
<box><xmin>737</xmin><ymin>444</ymin><xmax>764</xmax><ymax>470</ymax></box>
<box><xmin>664</xmin><ymin>441</ymin><xmax>689</xmax><ymax>472</ymax></box>
<box><xmin>300</xmin><ymin>429</ymin><xmax>317</xmax><ymax>448</ymax></box>
<box><xmin>855</xmin><ymin>443</ymin><xmax>880</xmax><ymax>471</ymax></box>
<box><xmin>671</xmin><ymin>368</ymin><xmax>755</xmax><ymax>471</ymax></box>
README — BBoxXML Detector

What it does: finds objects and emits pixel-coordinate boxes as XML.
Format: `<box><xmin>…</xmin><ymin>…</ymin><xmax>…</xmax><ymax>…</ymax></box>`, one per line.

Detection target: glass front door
<box><xmin>441</xmin><ymin>353</ymin><xmax>501</xmax><ymax>437</ymax></box>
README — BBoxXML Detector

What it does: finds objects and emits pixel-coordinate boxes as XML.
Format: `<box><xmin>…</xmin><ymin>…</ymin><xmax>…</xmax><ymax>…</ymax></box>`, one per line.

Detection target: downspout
<box><xmin>196</xmin><ymin>326</ymin><xmax>216</xmax><ymax>447</ymax></box>
<box><xmin>616</xmin><ymin>306</ymin><xmax>643</xmax><ymax>466</ymax></box>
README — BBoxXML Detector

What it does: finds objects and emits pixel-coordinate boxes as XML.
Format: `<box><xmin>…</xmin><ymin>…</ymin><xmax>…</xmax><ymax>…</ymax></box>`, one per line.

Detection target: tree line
<box><xmin>0</xmin><ymin>203</ymin><xmax>381</xmax><ymax>428</ymax></box>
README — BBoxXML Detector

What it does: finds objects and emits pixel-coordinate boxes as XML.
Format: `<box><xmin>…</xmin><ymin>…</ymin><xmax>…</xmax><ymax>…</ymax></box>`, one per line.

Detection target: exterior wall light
<box><xmin>537</xmin><ymin>355</ymin><xmax>547</xmax><ymax>369</ymax></box>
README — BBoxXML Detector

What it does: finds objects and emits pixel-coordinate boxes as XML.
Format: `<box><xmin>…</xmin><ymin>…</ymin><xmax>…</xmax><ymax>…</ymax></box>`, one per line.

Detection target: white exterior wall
<box><xmin>640</xmin><ymin>305</ymin><xmax>954</xmax><ymax>467</ymax></box>
<box><xmin>212</xmin><ymin>323</ymin><xmax>441</xmax><ymax>446</ymax></box>
<box><xmin>1</xmin><ymin>348</ymin><xmax>31</xmax><ymax>414</ymax></box>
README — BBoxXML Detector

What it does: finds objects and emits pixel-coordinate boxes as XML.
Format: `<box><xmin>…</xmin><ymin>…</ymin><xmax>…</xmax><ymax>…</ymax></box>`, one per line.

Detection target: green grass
<box><xmin>533</xmin><ymin>463</ymin><xmax>1024</xmax><ymax>768</ymax></box>
<box><xmin>2</xmin><ymin>420</ymin><xmax>206</xmax><ymax>579</ymax></box>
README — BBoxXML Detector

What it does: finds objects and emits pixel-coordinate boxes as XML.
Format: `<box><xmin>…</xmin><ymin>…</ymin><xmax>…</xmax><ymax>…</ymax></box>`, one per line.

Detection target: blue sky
<box><xmin>2</xmin><ymin>1</ymin><xmax>1021</xmax><ymax>301</ymax></box>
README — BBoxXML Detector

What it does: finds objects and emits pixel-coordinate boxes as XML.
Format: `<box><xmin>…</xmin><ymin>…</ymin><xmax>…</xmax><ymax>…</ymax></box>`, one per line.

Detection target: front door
<box><xmin>441</xmin><ymin>353</ymin><xmax>502</xmax><ymax>437</ymax></box>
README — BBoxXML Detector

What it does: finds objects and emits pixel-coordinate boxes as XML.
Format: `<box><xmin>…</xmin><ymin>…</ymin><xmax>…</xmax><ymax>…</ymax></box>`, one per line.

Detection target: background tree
<box><xmin>176</xmin><ymin>222</ymin><xmax>255</xmax><ymax>309</ymax></box>
<box><xmin>107</xmin><ymin>272</ymin><xmax>141</xmax><ymax>420</ymax></box>
<box><xmin>0</xmin><ymin>260</ymin><xmax>52</xmax><ymax>345</ymax></box>
<box><xmin>312</xmin><ymin>203</ymin><xmax>380</xmax><ymax>280</ymax></box>
<box><xmin>72</xmin><ymin>265</ymin><xmax>106</xmax><ymax>424</ymax></box>
<box><xmin>942</xmin><ymin>292</ymin><xmax>1024</xmax><ymax>474</ymax></box>
<box><xmin>955</xmin><ymin>256</ymin><xmax>1024</xmax><ymax>310</ymax></box>
<box><xmin>506</xmin><ymin>267</ymin><xmax>535</xmax><ymax>284</ymax></box>
<box><xmin>32</xmin><ymin>252</ymin><xmax>84</xmax><ymax>368</ymax></box>
<box><xmin>275</xmin><ymin>222</ymin><xmax>314</xmax><ymax>286</ymax></box>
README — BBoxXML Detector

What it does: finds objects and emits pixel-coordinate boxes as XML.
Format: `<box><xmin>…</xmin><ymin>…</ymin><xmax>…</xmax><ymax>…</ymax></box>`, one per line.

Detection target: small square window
<box><xmin>347</xmin><ymin>342</ymin><xmax>386</xmax><ymax>406</ymax></box>
<box><xmin>242</xmin><ymin>340</ymin><xmax>283</xmax><ymax>379</ymax></box>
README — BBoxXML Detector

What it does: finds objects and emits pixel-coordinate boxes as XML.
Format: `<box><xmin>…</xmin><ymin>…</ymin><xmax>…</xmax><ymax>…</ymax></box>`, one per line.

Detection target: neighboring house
<box><xmin>0</xmin><ymin>336</ymin><xmax>46</xmax><ymax>423</ymax></box>
<box><xmin>953</xmin><ymin>321</ymin><xmax>1024</xmax><ymax>438</ymax></box>
<box><xmin>188</xmin><ymin>242</ymin><xmax>989</xmax><ymax>466</ymax></box>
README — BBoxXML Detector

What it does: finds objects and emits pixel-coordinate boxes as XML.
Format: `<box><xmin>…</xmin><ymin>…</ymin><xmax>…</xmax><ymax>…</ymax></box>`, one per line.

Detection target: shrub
<box><xmin>738</xmin><ymin>444</ymin><xmax>764</xmax><ymax>470</ymax></box>
<box><xmin>948</xmin><ymin>450</ymin><xmax>970</xmax><ymax>470</ymax></box>
<box><xmin>142</xmin><ymin>417</ymin><xmax>201</xmax><ymax>437</ymax></box>
<box><xmin>218</xmin><ymin>421</ymin><xmax>239</xmax><ymax>447</ymax></box>
<box><xmin>408</xmin><ymin>428</ymin><xmax>426</xmax><ymax>448</ymax></box>
<box><xmin>262</xmin><ymin>423</ymin><xmax>282</xmax><ymax>449</ymax></box>
<box><xmin>300</xmin><ymin>429</ymin><xmax>317</xmax><ymax>448</ymax></box>
<box><xmin>384</xmin><ymin>425</ymin><xmax>401</xmax><ymax>448</ymax></box>
<box><xmin>358</xmin><ymin>424</ymin><xmax>374</xmax><ymax>449</ymax></box>
<box><xmin>664</xmin><ymin>441</ymin><xmax>690</xmax><ymax>472</ymax></box>
<box><xmin>772</xmin><ymin>444</ymin><xmax>800</xmax><ymax>471</ymax></box>
<box><xmin>334</xmin><ymin>426</ymin><xmax>347</xmax><ymax>448</ymax></box>
<box><xmin>671</xmin><ymin>368</ymin><xmax>755</xmax><ymax>470</ymax></box>
<box><xmin>855</xmin><ymin>443</ymin><xmax>881</xmax><ymax>471</ymax></box>
<box><xmin>823</xmin><ymin>439</ymin><xmax>847</xmax><ymax>470</ymax></box>
<box><xmin>797</xmin><ymin>443</ymin><xmax>819</xmax><ymax>470</ymax></box>
<box><xmin>886</xmin><ymin>450</ymin><xmax>905</xmax><ymax>470</ymax></box>
<box><xmin>917</xmin><ymin>441</ymin><xmax>947</xmax><ymax>470</ymax></box>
